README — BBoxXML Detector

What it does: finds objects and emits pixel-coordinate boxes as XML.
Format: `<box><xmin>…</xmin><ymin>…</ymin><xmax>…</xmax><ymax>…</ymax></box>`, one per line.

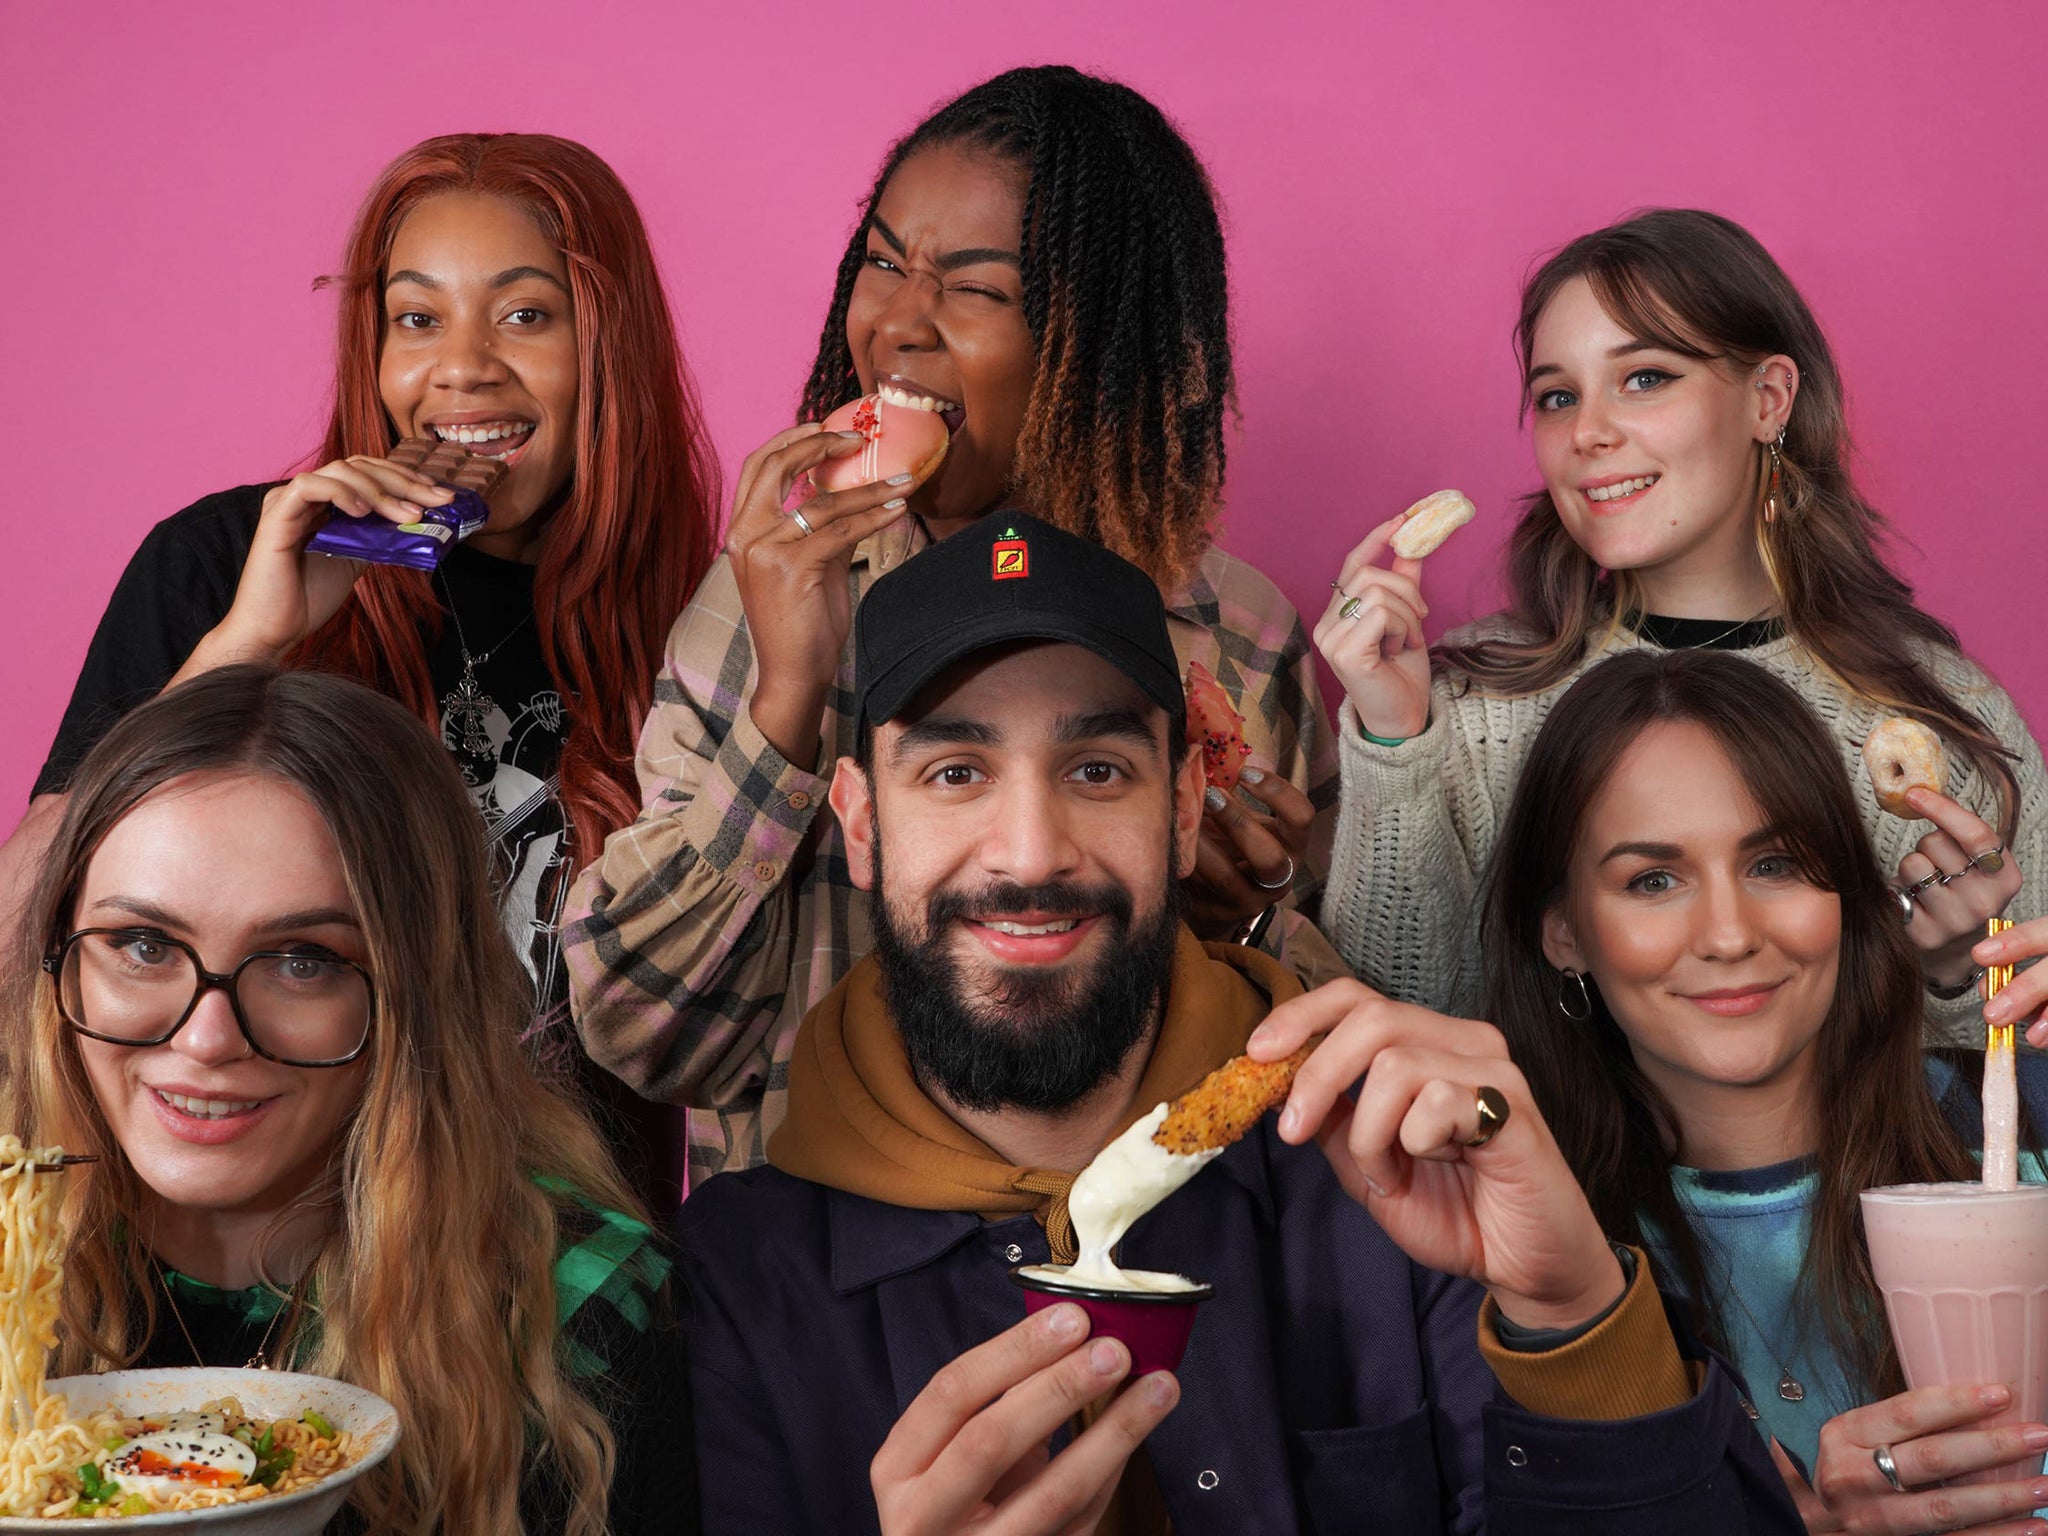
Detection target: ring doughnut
<box><xmin>1389</xmin><ymin>489</ymin><xmax>1476</xmax><ymax>560</ymax></box>
<box><xmin>1862</xmin><ymin>717</ymin><xmax>1947</xmax><ymax>819</ymax></box>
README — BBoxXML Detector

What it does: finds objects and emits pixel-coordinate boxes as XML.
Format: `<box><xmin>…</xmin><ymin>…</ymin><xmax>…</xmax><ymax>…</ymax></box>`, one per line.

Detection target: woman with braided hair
<box><xmin>565</xmin><ymin>65</ymin><xmax>1341</xmax><ymax>1186</ymax></box>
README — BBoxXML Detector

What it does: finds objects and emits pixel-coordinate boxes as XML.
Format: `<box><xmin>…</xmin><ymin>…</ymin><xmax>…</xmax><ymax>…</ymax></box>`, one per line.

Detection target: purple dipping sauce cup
<box><xmin>1010</xmin><ymin>1265</ymin><xmax>1213</xmax><ymax>1377</ymax></box>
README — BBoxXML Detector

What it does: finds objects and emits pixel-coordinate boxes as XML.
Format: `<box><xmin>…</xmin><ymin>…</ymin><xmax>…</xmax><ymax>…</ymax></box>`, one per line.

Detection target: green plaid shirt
<box><xmin>564</xmin><ymin>518</ymin><xmax>1343</xmax><ymax>1191</ymax></box>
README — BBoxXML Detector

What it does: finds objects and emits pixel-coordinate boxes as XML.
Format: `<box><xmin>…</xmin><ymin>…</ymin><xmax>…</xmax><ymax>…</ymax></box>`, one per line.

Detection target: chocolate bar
<box><xmin>305</xmin><ymin>438</ymin><xmax>506</xmax><ymax>570</ymax></box>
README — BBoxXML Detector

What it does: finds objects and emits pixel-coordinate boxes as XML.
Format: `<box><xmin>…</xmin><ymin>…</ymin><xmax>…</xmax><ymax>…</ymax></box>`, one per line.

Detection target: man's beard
<box><xmin>869</xmin><ymin>838</ymin><xmax>1183</xmax><ymax>1115</ymax></box>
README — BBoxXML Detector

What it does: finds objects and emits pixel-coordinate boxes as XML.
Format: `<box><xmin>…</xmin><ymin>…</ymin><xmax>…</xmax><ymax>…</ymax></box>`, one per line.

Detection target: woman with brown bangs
<box><xmin>1316</xmin><ymin>208</ymin><xmax>2044</xmax><ymax>1042</ymax></box>
<box><xmin>3</xmin><ymin>666</ymin><xmax>689</xmax><ymax>1534</ymax></box>
<box><xmin>566</xmin><ymin>65</ymin><xmax>1341</xmax><ymax>1185</ymax></box>
<box><xmin>1486</xmin><ymin>648</ymin><xmax>2048</xmax><ymax>1533</ymax></box>
<box><xmin>3</xmin><ymin>132</ymin><xmax>719</xmax><ymax>1200</ymax></box>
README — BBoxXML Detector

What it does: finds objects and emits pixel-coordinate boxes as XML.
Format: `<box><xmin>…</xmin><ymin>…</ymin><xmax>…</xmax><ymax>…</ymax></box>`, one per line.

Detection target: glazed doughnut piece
<box><xmin>1185</xmin><ymin>660</ymin><xmax>1251</xmax><ymax>791</ymax></box>
<box><xmin>1389</xmin><ymin>489</ymin><xmax>1475</xmax><ymax>560</ymax></box>
<box><xmin>1863</xmin><ymin>716</ymin><xmax>1948</xmax><ymax>817</ymax></box>
<box><xmin>1152</xmin><ymin>1041</ymin><xmax>1316</xmax><ymax>1156</ymax></box>
<box><xmin>812</xmin><ymin>388</ymin><xmax>951</xmax><ymax>494</ymax></box>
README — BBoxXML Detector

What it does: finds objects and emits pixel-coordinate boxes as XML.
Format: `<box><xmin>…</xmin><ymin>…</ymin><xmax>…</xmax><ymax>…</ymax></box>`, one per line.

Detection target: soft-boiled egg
<box><xmin>108</xmin><ymin>1426</ymin><xmax>257</xmax><ymax>1492</ymax></box>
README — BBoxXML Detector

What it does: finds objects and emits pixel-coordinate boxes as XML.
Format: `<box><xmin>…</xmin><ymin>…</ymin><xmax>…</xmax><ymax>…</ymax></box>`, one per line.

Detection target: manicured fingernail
<box><xmin>2030</xmin><ymin>1022</ymin><xmax>2048</xmax><ymax>1050</ymax></box>
<box><xmin>1278</xmin><ymin>1103</ymin><xmax>1301</xmax><ymax>1138</ymax></box>
<box><xmin>1240</xmin><ymin>766</ymin><xmax>1266</xmax><ymax>785</ymax></box>
<box><xmin>886</xmin><ymin>472</ymin><xmax>914</xmax><ymax>485</ymax></box>
<box><xmin>1247</xmin><ymin>1023</ymin><xmax>1274</xmax><ymax>1051</ymax></box>
<box><xmin>399</xmin><ymin>501</ymin><xmax>426</xmax><ymax>516</ymax></box>
<box><xmin>1363</xmin><ymin>1174</ymin><xmax>1389</xmax><ymax>1198</ymax></box>
<box><xmin>1047</xmin><ymin>1303</ymin><xmax>1086</xmax><ymax>1339</ymax></box>
<box><xmin>1204</xmin><ymin>787</ymin><xmax>1227</xmax><ymax>814</ymax></box>
<box><xmin>838</xmin><ymin>430</ymin><xmax>866</xmax><ymax>440</ymax></box>
<box><xmin>1986</xmin><ymin>997</ymin><xmax>2012</xmax><ymax>1024</ymax></box>
<box><xmin>2020</xmin><ymin>1423</ymin><xmax>2048</xmax><ymax>1450</ymax></box>
<box><xmin>883</xmin><ymin>498</ymin><xmax>907</xmax><ymax>510</ymax></box>
<box><xmin>1982</xmin><ymin>1383</ymin><xmax>2014</xmax><ymax>1407</ymax></box>
<box><xmin>1088</xmin><ymin>1338</ymin><xmax>1125</xmax><ymax>1374</ymax></box>
<box><xmin>1145</xmin><ymin>1372</ymin><xmax>1177</xmax><ymax>1406</ymax></box>
<box><xmin>2030</xmin><ymin>1483</ymin><xmax>2048</xmax><ymax>1508</ymax></box>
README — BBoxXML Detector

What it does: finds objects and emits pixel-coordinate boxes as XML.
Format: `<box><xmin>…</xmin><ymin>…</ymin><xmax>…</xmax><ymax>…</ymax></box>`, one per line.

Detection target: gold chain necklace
<box><xmin>154</xmin><ymin>1259</ymin><xmax>295</xmax><ymax>1371</ymax></box>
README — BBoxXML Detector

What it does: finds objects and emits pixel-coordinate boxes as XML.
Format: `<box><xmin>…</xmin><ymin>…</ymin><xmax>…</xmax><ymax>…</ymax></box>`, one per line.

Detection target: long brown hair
<box><xmin>799</xmin><ymin>66</ymin><xmax>1232</xmax><ymax>591</ymax></box>
<box><xmin>1484</xmin><ymin>649</ymin><xmax>1977</xmax><ymax>1397</ymax></box>
<box><xmin>291</xmin><ymin>132</ymin><xmax>721</xmax><ymax>866</ymax></box>
<box><xmin>3</xmin><ymin>667</ymin><xmax>644</xmax><ymax>1535</ymax></box>
<box><xmin>1444</xmin><ymin>208</ymin><xmax>2017</xmax><ymax>837</ymax></box>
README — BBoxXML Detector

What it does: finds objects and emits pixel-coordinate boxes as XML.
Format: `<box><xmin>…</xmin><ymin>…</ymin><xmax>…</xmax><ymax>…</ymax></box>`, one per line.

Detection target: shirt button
<box><xmin>787</xmin><ymin>790</ymin><xmax>810</xmax><ymax>811</ymax></box>
<box><xmin>1505</xmin><ymin>1446</ymin><xmax>1528</xmax><ymax>1469</ymax></box>
<box><xmin>1003</xmin><ymin>1244</ymin><xmax>1024</xmax><ymax>1264</ymax></box>
<box><xmin>1196</xmin><ymin>1470</ymin><xmax>1220</xmax><ymax>1491</ymax></box>
<box><xmin>752</xmin><ymin>860</ymin><xmax>777</xmax><ymax>882</ymax></box>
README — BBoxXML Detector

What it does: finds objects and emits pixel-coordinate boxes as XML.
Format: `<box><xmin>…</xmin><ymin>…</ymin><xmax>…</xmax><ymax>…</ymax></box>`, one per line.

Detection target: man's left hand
<box><xmin>1248</xmin><ymin>980</ymin><xmax>1625</xmax><ymax>1333</ymax></box>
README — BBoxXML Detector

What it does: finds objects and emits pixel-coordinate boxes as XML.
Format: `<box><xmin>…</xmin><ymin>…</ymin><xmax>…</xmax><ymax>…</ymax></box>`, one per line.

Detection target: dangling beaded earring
<box><xmin>1765</xmin><ymin>430</ymin><xmax>1786</xmax><ymax>524</ymax></box>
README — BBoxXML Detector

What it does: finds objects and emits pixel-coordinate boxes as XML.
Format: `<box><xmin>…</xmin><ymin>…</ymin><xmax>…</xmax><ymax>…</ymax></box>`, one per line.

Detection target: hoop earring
<box><xmin>1558</xmin><ymin>968</ymin><xmax>1593</xmax><ymax>1021</ymax></box>
<box><xmin>1764</xmin><ymin>433</ymin><xmax>1785</xmax><ymax>525</ymax></box>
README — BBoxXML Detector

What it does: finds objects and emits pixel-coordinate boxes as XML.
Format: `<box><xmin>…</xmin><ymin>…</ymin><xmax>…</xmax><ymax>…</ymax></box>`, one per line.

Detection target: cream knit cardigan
<box><xmin>1324</xmin><ymin>618</ymin><xmax>2048</xmax><ymax>1046</ymax></box>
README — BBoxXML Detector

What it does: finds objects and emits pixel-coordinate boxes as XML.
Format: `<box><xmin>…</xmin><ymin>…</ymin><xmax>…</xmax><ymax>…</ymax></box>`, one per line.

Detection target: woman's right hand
<box><xmin>870</xmin><ymin>1304</ymin><xmax>1178</xmax><ymax>1536</ymax></box>
<box><xmin>1312</xmin><ymin>513</ymin><xmax>1433</xmax><ymax>742</ymax></box>
<box><xmin>726</xmin><ymin>424</ymin><xmax>923</xmax><ymax>768</ymax></box>
<box><xmin>1789</xmin><ymin>1382</ymin><xmax>2048</xmax><ymax>1533</ymax></box>
<box><xmin>191</xmin><ymin>456</ymin><xmax>454</xmax><ymax>675</ymax></box>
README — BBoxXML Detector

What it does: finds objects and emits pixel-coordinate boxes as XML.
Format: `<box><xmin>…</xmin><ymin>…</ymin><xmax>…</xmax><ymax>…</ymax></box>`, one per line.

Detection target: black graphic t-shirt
<box><xmin>37</xmin><ymin>483</ymin><xmax>573</xmax><ymax>1045</ymax></box>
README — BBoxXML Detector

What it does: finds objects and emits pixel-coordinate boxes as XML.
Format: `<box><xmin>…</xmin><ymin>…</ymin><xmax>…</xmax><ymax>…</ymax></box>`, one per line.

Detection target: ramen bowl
<box><xmin>1010</xmin><ymin>1265</ymin><xmax>1214</xmax><ymax>1377</ymax></box>
<box><xmin>0</xmin><ymin>1368</ymin><xmax>399</xmax><ymax>1533</ymax></box>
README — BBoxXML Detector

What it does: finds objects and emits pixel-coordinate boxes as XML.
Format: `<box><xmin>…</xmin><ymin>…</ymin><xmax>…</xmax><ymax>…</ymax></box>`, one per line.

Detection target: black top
<box><xmin>37</xmin><ymin>484</ymin><xmax>573</xmax><ymax>1036</ymax></box>
<box><xmin>1632</xmin><ymin>612</ymin><xmax>1787</xmax><ymax>652</ymax></box>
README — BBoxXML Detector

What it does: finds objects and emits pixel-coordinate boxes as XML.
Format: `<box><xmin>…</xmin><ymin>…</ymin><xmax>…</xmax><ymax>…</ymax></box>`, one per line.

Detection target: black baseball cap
<box><xmin>853</xmin><ymin>514</ymin><xmax>1183</xmax><ymax>730</ymax></box>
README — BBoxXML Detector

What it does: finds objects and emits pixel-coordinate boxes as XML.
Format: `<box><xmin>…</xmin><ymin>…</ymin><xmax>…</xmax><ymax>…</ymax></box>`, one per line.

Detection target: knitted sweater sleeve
<box><xmin>1323</xmin><ymin>657</ymin><xmax>1525</xmax><ymax>1017</ymax></box>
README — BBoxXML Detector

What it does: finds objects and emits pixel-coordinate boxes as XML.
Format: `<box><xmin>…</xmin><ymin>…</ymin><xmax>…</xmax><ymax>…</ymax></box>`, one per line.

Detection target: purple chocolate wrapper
<box><xmin>305</xmin><ymin>489</ymin><xmax>491</xmax><ymax>571</ymax></box>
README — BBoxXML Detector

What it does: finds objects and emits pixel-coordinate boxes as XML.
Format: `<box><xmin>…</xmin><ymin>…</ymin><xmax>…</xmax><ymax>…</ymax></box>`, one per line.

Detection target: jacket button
<box><xmin>787</xmin><ymin>790</ymin><xmax>810</xmax><ymax>810</ymax></box>
<box><xmin>1004</xmin><ymin>1244</ymin><xmax>1024</xmax><ymax>1263</ymax></box>
<box><xmin>1196</xmin><ymin>1470</ymin><xmax>1219</xmax><ymax>1491</ymax></box>
<box><xmin>1504</xmin><ymin>1446</ymin><xmax>1528</xmax><ymax>1468</ymax></box>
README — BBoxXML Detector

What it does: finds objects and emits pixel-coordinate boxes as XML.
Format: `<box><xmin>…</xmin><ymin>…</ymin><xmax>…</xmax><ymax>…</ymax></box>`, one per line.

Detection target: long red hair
<box><xmin>291</xmin><ymin>132</ymin><xmax>719</xmax><ymax>866</ymax></box>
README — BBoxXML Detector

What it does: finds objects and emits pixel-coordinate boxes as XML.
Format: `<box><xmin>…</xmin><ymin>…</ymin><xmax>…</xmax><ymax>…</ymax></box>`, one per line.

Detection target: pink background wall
<box><xmin>5</xmin><ymin>0</ymin><xmax>2044</xmax><ymax>813</ymax></box>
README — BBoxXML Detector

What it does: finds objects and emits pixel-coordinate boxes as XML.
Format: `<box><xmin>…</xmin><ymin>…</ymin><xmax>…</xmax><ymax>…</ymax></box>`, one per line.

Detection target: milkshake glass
<box><xmin>1860</xmin><ymin>1183</ymin><xmax>2048</xmax><ymax>1484</ymax></box>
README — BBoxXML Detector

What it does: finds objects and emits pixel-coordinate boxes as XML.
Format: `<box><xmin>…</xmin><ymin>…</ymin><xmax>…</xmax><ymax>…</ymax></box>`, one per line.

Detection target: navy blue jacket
<box><xmin>677</xmin><ymin>1119</ymin><xmax>1801</xmax><ymax>1534</ymax></box>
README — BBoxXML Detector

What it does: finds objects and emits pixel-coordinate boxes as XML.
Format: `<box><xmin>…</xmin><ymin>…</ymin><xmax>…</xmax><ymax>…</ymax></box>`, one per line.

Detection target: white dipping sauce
<box><xmin>1048</xmin><ymin>1103</ymin><xmax>1220</xmax><ymax>1291</ymax></box>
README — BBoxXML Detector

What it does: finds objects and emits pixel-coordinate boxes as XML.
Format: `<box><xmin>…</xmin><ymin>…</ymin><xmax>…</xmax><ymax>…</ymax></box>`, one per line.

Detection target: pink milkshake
<box><xmin>1861</xmin><ymin>1183</ymin><xmax>2048</xmax><ymax>1484</ymax></box>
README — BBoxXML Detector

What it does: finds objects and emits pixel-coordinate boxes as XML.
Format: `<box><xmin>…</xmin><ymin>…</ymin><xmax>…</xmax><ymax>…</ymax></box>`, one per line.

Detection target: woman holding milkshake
<box><xmin>1484</xmin><ymin>648</ymin><xmax>2048</xmax><ymax>1533</ymax></box>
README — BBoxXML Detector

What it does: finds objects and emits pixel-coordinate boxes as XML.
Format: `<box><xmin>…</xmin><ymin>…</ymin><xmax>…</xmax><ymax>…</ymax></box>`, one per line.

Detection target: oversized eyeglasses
<box><xmin>42</xmin><ymin>929</ymin><xmax>373</xmax><ymax>1068</ymax></box>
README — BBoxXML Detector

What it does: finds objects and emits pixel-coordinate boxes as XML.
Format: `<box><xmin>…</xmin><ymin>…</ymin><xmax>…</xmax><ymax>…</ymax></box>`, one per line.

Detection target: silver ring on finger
<box><xmin>1906</xmin><ymin>869</ymin><xmax>1946</xmax><ymax>896</ymax></box>
<box><xmin>1338</xmin><ymin>596</ymin><xmax>1364</xmax><ymax>621</ymax></box>
<box><xmin>1871</xmin><ymin>1441</ymin><xmax>1906</xmax><ymax>1493</ymax></box>
<box><xmin>1892</xmin><ymin>887</ymin><xmax>1916</xmax><ymax>925</ymax></box>
<box><xmin>789</xmin><ymin>508</ymin><xmax>817</xmax><ymax>537</ymax></box>
<box><xmin>1252</xmin><ymin>856</ymin><xmax>1296</xmax><ymax>893</ymax></box>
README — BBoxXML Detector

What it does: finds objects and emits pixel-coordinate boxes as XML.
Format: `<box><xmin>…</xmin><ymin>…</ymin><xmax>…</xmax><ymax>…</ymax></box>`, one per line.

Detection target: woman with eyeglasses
<box><xmin>2</xmin><ymin>665</ymin><xmax>693</xmax><ymax>1536</ymax></box>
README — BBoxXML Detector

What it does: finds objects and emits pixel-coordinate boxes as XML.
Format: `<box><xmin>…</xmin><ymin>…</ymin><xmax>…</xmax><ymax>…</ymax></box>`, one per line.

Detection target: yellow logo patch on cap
<box><xmin>992</xmin><ymin>530</ymin><xmax>1029</xmax><ymax>581</ymax></box>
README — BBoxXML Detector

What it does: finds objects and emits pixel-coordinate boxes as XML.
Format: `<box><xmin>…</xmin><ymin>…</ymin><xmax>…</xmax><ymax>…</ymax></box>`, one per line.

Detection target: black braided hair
<box><xmin>799</xmin><ymin>65</ymin><xmax>1233</xmax><ymax>590</ymax></box>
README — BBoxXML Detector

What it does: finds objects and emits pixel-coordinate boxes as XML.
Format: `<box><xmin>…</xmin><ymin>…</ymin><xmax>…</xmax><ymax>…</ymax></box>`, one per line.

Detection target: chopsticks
<box><xmin>21</xmin><ymin>1153</ymin><xmax>97</xmax><ymax>1174</ymax></box>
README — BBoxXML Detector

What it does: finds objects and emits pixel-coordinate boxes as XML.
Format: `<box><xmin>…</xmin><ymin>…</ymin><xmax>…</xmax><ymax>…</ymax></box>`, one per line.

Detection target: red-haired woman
<box><xmin>3</xmin><ymin>133</ymin><xmax>720</xmax><ymax>1196</ymax></box>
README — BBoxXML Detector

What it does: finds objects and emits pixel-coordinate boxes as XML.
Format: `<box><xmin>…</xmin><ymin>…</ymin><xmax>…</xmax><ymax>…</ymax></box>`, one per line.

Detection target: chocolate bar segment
<box><xmin>305</xmin><ymin>437</ymin><xmax>506</xmax><ymax>570</ymax></box>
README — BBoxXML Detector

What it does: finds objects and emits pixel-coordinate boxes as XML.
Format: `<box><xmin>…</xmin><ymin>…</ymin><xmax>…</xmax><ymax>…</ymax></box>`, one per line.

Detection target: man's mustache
<box><xmin>925</xmin><ymin>880</ymin><xmax>1135</xmax><ymax>929</ymax></box>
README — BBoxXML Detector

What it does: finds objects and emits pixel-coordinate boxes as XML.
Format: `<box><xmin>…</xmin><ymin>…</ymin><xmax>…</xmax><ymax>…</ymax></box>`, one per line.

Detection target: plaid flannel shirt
<box><xmin>564</xmin><ymin>516</ymin><xmax>1342</xmax><ymax>1188</ymax></box>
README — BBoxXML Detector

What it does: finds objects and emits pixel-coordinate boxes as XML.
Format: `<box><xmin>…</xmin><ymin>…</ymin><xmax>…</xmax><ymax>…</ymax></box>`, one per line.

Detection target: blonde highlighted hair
<box><xmin>3</xmin><ymin>666</ymin><xmax>644</xmax><ymax>1535</ymax></box>
<box><xmin>1443</xmin><ymin>208</ymin><xmax>2018</xmax><ymax>837</ymax></box>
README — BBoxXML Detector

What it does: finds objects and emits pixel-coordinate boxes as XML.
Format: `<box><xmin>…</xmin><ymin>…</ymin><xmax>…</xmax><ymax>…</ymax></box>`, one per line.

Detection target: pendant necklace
<box><xmin>437</xmin><ymin>571</ymin><xmax>534</xmax><ymax>759</ymax></box>
<box><xmin>1675</xmin><ymin>1192</ymin><xmax>1806</xmax><ymax>1403</ymax></box>
<box><xmin>155</xmin><ymin>1258</ymin><xmax>296</xmax><ymax>1371</ymax></box>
